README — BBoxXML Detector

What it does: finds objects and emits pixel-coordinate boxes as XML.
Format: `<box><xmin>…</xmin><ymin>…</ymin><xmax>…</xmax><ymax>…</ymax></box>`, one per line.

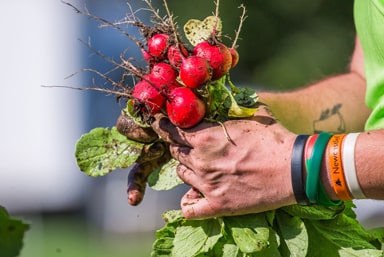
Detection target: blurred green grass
<box><xmin>19</xmin><ymin>214</ymin><xmax>155</xmax><ymax>257</ymax></box>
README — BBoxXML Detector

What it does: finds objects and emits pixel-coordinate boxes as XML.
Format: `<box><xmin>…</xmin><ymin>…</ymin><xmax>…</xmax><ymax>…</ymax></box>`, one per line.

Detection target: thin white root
<box><xmin>218</xmin><ymin>121</ymin><xmax>236</xmax><ymax>146</ymax></box>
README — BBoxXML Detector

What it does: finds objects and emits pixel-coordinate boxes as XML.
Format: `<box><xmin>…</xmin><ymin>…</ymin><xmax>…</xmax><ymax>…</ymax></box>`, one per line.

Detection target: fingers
<box><xmin>151</xmin><ymin>113</ymin><xmax>192</xmax><ymax>146</ymax></box>
<box><xmin>180</xmin><ymin>188</ymin><xmax>217</xmax><ymax>219</ymax></box>
<box><xmin>151</xmin><ymin>115</ymin><xmax>198</xmax><ymax>168</ymax></box>
<box><xmin>127</xmin><ymin>162</ymin><xmax>148</xmax><ymax>206</ymax></box>
<box><xmin>176</xmin><ymin>164</ymin><xmax>217</xmax><ymax>219</ymax></box>
<box><xmin>152</xmin><ymin>104</ymin><xmax>275</xmax><ymax>147</ymax></box>
<box><xmin>127</xmin><ymin>146</ymin><xmax>172</xmax><ymax>206</ymax></box>
<box><xmin>116</xmin><ymin>112</ymin><xmax>158</xmax><ymax>143</ymax></box>
<box><xmin>151</xmin><ymin>113</ymin><xmax>217</xmax><ymax>147</ymax></box>
<box><xmin>176</xmin><ymin>164</ymin><xmax>197</xmax><ymax>186</ymax></box>
<box><xmin>254</xmin><ymin>102</ymin><xmax>274</xmax><ymax>117</ymax></box>
<box><xmin>250</xmin><ymin>103</ymin><xmax>277</xmax><ymax>125</ymax></box>
<box><xmin>137</xmin><ymin>141</ymin><xmax>166</xmax><ymax>163</ymax></box>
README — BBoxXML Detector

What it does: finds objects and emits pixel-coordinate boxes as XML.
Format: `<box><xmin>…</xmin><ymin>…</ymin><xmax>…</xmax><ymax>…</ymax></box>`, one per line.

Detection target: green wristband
<box><xmin>305</xmin><ymin>132</ymin><xmax>332</xmax><ymax>204</ymax></box>
<box><xmin>317</xmin><ymin>181</ymin><xmax>342</xmax><ymax>206</ymax></box>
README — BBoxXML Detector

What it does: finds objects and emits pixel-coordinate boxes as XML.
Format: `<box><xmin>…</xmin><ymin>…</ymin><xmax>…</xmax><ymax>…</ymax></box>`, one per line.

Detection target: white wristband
<box><xmin>342</xmin><ymin>133</ymin><xmax>366</xmax><ymax>199</ymax></box>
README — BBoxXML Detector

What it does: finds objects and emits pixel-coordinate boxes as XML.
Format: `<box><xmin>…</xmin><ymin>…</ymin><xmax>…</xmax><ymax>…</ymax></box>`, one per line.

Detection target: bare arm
<box><xmin>354</xmin><ymin>130</ymin><xmax>384</xmax><ymax>199</ymax></box>
<box><xmin>259</xmin><ymin>37</ymin><xmax>371</xmax><ymax>134</ymax></box>
<box><xmin>262</xmin><ymin>37</ymin><xmax>384</xmax><ymax>201</ymax></box>
<box><xmin>151</xmin><ymin>37</ymin><xmax>384</xmax><ymax>219</ymax></box>
<box><xmin>323</xmin><ymin>128</ymin><xmax>384</xmax><ymax>201</ymax></box>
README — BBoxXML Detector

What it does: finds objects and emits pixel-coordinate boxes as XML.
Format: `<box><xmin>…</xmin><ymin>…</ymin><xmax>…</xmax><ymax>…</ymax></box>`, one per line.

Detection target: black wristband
<box><xmin>291</xmin><ymin>134</ymin><xmax>310</xmax><ymax>205</ymax></box>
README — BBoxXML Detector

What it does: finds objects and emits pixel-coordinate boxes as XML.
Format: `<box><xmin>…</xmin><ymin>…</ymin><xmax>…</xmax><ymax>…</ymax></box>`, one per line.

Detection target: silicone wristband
<box><xmin>317</xmin><ymin>181</ymin><xmax>342</xmax><ymax>206</ymax></box>
<box><xmin>291</xmin><ymin>135</ymin><xmax>310</xmax><ymax>205</ymax></box>
<box><xmin>304</xmin><ymin>134</ymin><xmax>341</xmax><ymax>206</ymax></box>
<box><xmin>342</xmin><ymin>133</ymin><xmax>366</xmax><ymax>199</ymax></box>
<box><xmin>304</xmin><ymin>134</ymin><xmax>319</xmax><ymax>173</ymax></box>
<box><xmin>328</xmin><ymin>134</ymin><xmax>352</xmax><ymax>200</ymax></box>
<box><xmin>303</xmin><ymin>134</ymin><xmax>319</xmax><ymax>205</ymax></box>
<box><xmin>305</xmin><ymin>134</ymin><xmax>341</xmax><ymax>206</ymax></box>
<box><xmin>306</xmin><ymin>132</ymin><xmax>332</xmax><ymax>204</ymax></box>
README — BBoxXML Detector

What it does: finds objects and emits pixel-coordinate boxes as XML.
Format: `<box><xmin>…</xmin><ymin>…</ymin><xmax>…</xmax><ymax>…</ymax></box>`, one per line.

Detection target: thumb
<box><xmin>250</xmin><ymin>103</ymin><xmax>277</xmax><ymax>125</ymax></box>
<box><xmin>151</xmin><ymin>113</ymin><xmax>192</xmax><ymax>147</ymax></box>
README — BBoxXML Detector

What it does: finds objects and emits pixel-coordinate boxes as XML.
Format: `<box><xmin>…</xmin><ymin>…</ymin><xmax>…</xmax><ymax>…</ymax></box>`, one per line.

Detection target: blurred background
<box><xmin>0</xmin><ymin>0</ymin><xmax>382</xmax><ymax>256</ymax></box>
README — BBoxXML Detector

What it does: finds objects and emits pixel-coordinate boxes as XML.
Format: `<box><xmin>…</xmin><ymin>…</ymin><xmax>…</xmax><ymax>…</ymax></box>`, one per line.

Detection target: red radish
<box><xmin>148</xmin><ymin>63</ymin><xmax>180</xmax><ymax>95</ymax></box>
<box><xmin>150</xmin><ymin>62</ymin><xmax>178</xmax><ymax>84</ymax></box>
<box><xmin>132</xmin><ymin>79</ymin><xmax>166</xmax><ymax>115</ymax></box>
<box><xmin>179</xmin><ymin>56</ymin><xmax>212</xmax><ymax>88</ymax></box>
<box><xmin>164</xmin><ymin>80</ymin><xmax>182</xmax><ymax>95</ymax></box>
<box><xmin>193</xmin><ymin>41</ymin><xmax>232</xmax><ymax>80</ymax></box>
<box><xmin>167</xmin><ymin>44</ymin><xmax>189</xmax><ymax>67</ymax></box>
<box><xmin>147</xmin><ymin>33</ymin><xmax>169</xmax><ymax>59</ymax></box>
<box><xmin>229</xmin><ymin>48</ymin><xmax>239</xmax><ymax>68</ymax></box>
<box><xmin>141</xmin><ymin>49</ymin><xmax>153</xmax><ymax>63</ymax></box>
<box><xmin>166</xmin><ymin>87</ymin><xmax>206</xmax><ymax>128</ymax></box>
<box><xmin>149</xmin><ymin>75</ymin><xmax>182</xmax><ymax>96</ymax></box>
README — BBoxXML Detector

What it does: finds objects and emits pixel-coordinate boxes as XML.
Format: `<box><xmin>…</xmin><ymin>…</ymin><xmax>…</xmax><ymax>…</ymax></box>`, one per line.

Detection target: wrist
<box><xmin>291</xmin><ymin>132</ymin><xmax>366</xmax><ymax>206</ymax></box>
<box><xmin>302</xmin><ymin>133</ymin><xmax>342</xmax><ymax>206</ymax></box>
<box><xmin>305</xmin><ymin>132</ymin><xmax>342</xmax><ymax>206</ymax></box>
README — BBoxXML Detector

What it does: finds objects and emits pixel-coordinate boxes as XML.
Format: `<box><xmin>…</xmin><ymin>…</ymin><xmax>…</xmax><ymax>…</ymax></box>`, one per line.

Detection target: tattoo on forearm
<box><xmin>313</xmin><ymin>104</ymin><xmax>346</xmax><ymax>133</ymax></box>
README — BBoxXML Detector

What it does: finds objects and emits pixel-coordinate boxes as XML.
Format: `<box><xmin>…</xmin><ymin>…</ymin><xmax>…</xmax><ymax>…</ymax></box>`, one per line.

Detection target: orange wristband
<box><xmin>327</xmin><ymin>134</ymin><xmax>352</xmax><ymax>200</ymax></box>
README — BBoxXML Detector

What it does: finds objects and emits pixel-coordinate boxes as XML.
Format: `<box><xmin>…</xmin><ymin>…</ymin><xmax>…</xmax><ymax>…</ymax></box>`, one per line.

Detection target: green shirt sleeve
<box><xmin>354</xmin><ymin>0</ymin><xmax>384</xmax><ymax>130</ymax></box>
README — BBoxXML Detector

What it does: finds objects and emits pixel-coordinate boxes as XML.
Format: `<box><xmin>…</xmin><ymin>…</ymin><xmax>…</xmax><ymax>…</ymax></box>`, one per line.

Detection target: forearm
<box><xmin>259</xmin><ymin>72</ymin><xmax>371</xmax><ymax>134</ymax></box>
<box><xmin>321</xmin><ymin>130</ymin><xmax>384</xmax><ymax>201</ymax></box>
<box><xmin>355</xmin><ymin>130</ymin><xmax>384</xmax><ymax>199</ymax></box>
<box><xmin>258</xmin><ymin>36</ymin><xmax>382</xmax><ymax>201</ymax></box>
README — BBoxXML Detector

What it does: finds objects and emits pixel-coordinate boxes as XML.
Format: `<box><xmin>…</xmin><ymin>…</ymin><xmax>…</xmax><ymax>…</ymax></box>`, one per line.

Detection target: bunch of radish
<box><xmin>114</xmin><ymin>6</ymin><xmax>254</xmax><ymax>205</ymax></box>
<box><xmin>70</xmin><ymin>0</ymin><xmax>255</xmax><ymax>206</ymax></box>
<box><xmin>131</xmin><ymin>31</ymin><xmax>240</xmax><ymax>129</ymax></box>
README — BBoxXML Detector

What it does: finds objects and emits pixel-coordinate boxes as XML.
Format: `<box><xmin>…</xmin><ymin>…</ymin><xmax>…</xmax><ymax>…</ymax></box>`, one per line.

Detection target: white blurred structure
<box><xmin>0</xmin><ymin>0</ymin><xmax>88</xmax><ymax>212</ymax></box>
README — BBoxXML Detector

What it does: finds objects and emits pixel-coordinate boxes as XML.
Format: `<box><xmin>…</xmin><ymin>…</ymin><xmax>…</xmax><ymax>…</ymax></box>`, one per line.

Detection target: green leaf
<box><xmin>232</xmin><ymin>87</ymin><xmax>259</xmax><ymax>108</ymax></box>
<box><xmin>265</xmin><ymin>210</ymin><xmax>276</xmax><ymax>227</ymax></box>
<box><xmin>342</xmin><ymin>200</ymin><xmax>357</xmax><ymax>219</ymax></box>
<box><xmin>220</xmin><ymin>243</ymin><xmax>240</xmax><ymax>257</ymax></box>
<box><xmin>304</xmin><ymin>214</ymin><xmax>383</xmax><ymax>257</ymax></box>
<box><xmin>228</xmin><ymin>101</ymin><xmax>258</xmax><ymax>118</ymax></box>
<box><xmin>227</xmin><ymin>76</ymin><xmax>259</xmax><ymax>108</ymax></box>
<box><xmin>205</xmin><ymin>79</ymin><xmax>231</xmax><ymax>122</ymax></box>
<box><xmin>276</xmin><ymin>211</ymin><xmax>308</xmax><ymax>257</ymax></box>
<box><xmin>205</xmin><ymin>77</ymin><xmax>258</xmax><ymax>121</ymax></box>
<box><xmin>0</xmin><ymin>206</ymin><xmax>29</xmax><ymax>257</ymax></box>
<box><xmin>148</xmin><ymin>159</ymin><xmax>184</xmax><ymax>190</ymax></box>
<box><xmin>172</xmin><ymin>218</ymin><xmax>223</xmax><ymax>257</ymax></box>
<box><xmin>153</xmin><ymin>207</ymin><xmax>384</xmax><ymax>257</ymax></box>
<box><xmin>224</xmin><ymin>214</ymin><xmax>270</xmax><ymax>253</ymax></box>
<box><xmin>252</xmin><ymin>228</ymin><xmax>281</xmax><ymax>257</ymax></box>
<box><xmin>183</xmin><ymin>16</ymin><xmax>222</xmax><ymax>46</ymax></box>
<box><xmin>338</xmin><ymin>247</ymin><xmax>384</xmax><ymax>257</ymax></box>
<box><xmin>209</xmin><ymin>240</ymin><xmax>241</xmax><ymax>257</ymax></box>
<box><xmin>75</xmin><ymin>127</ymin><xmax>144</xmax><ymax>177</ymax></box>
<box><xmin>152</xmin><ymin>237</ymin><xmax>174</xmax><ymax>257</ymax></box>
<box><xmin>368</xmin><ymin>227</ymin><xmax>384</xmax><ymax>244</ymax></box>
<box><xmin>152</xmin><ymin>212</ymin><xmax>182</xmax><ymax>257</ymax></box>
<box><xmin>225</xmin><ymin>76</ymin><xmax>259</xmax><ymax>118</ymax></box>
<box><xmin>162</xmin><ymin>210</ymin><xmax>184</xmax><ymax>224</ymax></box>
<box><xmin>281</xmin><ymin>204</ymin><xmax>345</xmax><ymax>220</ymax></box>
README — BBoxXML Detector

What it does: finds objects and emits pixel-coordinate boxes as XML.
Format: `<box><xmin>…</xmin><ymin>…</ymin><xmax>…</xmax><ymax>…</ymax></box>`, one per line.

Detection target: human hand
<box><xmin>127</xmin><ymin>141</ymin><xmax>171</xmax><ymax>206</ymax></box>
<box><xmin>152</xmin><ymin>105</ymin><xmax>298</xmax><ymax>219</ymax></box>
